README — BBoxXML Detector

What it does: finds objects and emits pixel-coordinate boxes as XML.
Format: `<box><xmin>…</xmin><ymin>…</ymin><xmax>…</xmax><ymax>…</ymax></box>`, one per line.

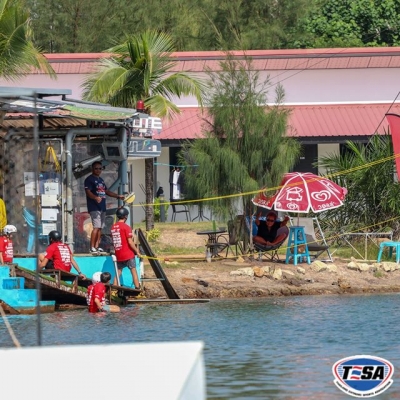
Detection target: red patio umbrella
<box><xmin>252</xmin><ymin>172</ymin><xmax>347</xmax><ymax>213</ymax></box>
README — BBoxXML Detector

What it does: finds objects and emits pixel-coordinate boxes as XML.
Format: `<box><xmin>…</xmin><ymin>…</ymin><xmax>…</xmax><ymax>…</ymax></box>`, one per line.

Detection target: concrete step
<box><xmin>0</xmin><ymin>288</ymin><xmax>37</xmax><ymax>305</ymax></box>
<box><xmin>0</xmin><ymin>266</ymin><xmax>10</xmax><ymax>278</ymax></box>
<box><xmin>0</xmin><ymin>289</ymin><xmax>55</xmax><ymax>314</ymax></box>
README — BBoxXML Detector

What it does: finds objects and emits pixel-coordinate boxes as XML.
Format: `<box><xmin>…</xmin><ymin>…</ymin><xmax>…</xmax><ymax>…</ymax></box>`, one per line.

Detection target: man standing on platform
<box><xmin>84</xmin><ymin>161</ymin><xmax>124</xmax><ymax>254</ymax></box>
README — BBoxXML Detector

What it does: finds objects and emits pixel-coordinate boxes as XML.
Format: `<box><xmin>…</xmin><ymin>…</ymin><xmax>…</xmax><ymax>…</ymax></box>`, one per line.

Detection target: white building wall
<box><xmin>168</xmin><ymin>68</ymin><xmax>400</xmax><ymax>106</ymax></box>
<box><xmin>0</xmin><ymin>74</ymin><xmax>85</xmax><ymax>98</ymax></box>
<box><xmin>128</xmin><ymin>148</ymin><xmax>194</xmax><ymax>224</ymax></box>
<box><xmin>2</xmin><ymin>66</ymin><xmax>400</xmax><ymax>105</ymax></box>
<box><xmin>128</xmin><ymin>159</ymin><xmax>146</xmax><ymax>224</ymax></box>
<box><xmin>317</xmin><ymin>143</ymin><xmax>340</xmax><ymax>176</ymax></box>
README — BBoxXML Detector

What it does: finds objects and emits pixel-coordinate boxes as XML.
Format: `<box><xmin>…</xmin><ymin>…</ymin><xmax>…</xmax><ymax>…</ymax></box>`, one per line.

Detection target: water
<box><xmin>1</xmin><ymin>294</ymin><xmax>400</xmax><ymax>399</ymax></box>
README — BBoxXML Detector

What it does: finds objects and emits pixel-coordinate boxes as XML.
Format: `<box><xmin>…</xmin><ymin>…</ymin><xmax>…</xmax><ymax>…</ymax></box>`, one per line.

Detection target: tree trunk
<box><xmin>145</xmin><ymin>158</ymin><xmax>154</xmax><ymax>231</ymax></box>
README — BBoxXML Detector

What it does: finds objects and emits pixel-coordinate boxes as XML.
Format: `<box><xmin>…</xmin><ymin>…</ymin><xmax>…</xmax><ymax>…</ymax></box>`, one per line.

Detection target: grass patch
<box><xmin>374</xmin><ymin>270</ymin><xmax>385</xmax><ymax>278</ymax></box>
<box><xmin>137</xmin><ymin>221</ymin><xmax>219</xmax><ymax>233</ymax></box>
<box><xmin>151</xmin><ymin>243</ymin><xmax>203</xmax><ymax>255</ymax></box>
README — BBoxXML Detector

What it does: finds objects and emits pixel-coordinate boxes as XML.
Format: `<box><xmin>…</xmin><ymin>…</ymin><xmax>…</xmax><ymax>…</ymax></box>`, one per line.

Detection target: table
<box><xmin>192</xmin><ymin>203</ymin><xmax>210</xmax><ymax>222</ymax></box>
<box><xmin>197</xmin><ymin>229</ymin><xmax>227</xmax><ymax>258</ymax></box>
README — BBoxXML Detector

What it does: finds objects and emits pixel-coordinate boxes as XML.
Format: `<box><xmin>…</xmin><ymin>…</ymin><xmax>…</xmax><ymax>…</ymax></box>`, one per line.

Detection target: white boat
<box><xmin>0</xmin><ymin>341</ymin><xmax>206</xmax><ymax>400</ymax></box>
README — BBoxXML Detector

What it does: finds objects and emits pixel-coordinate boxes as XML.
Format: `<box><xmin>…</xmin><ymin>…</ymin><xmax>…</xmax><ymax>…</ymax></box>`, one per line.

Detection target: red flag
<box><xmin>386</xmin><ymin>113</ymin><xmax>400</xmax><ymax>178</ymax></box>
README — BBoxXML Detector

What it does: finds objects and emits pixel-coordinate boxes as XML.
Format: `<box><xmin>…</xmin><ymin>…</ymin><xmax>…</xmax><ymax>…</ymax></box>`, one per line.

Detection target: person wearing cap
<box><xmin>84</xmin><ymin>161</ymin><xmax>124</xmax><ymax>254</ymax></box>
<box><xmin>110</xmin><ymin>207</ymin><xmax>141</xmax><ymax>289</ymax></box>
<box><xmin>253</xmin><ymin>211</ymin><xmax>289</xmax><ymax>246</ymax></box>
<box><xmin>38</xmin><ymin>230</ymin><xmax>86</xmax><ymax>278</ymax></box>
<box><xmin>86</xmin><ymin>272</ymin><xmax>111</xmax><ymax>313</ymax></box>
<box><xmin>0</xmin><ymin>225</ymin><xmax>17</xmax><ymax>264</ymax></box>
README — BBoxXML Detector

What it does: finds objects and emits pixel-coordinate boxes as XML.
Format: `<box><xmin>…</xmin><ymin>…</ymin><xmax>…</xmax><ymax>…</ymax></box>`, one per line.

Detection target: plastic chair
<box><xmin>218</xmin><ymin>217</ymin><xmax>245</xmax><ymax>258</ymax></box>
<box><xmin>254</xmin><ymin>226</ymin><xmax>289</xmax><ymax>262</ymax></box>
<box><xmin>23</xmin><ymin>207</ymin><xmax>48</xmax><ymax>253</ymax></box>
<box><xmin>377</xmin><ymin>241</ymin><xmax>400</xmax><ymax>263</ymax></box>
<box><xmin>170</xmin><ymin>200</ymin><xmax>191</xmax><ymax>222</ymax></box>
<box><xmin>243</xmin><ymin>215</ymin><xmax>289</xmax><ymax>261</ymax></box>
<box><xmin>285</xmin><ymin>226</ymin><xmax>311</xmax><ymax>265</ymax></box>
<box><xmin>290</xmin><ymin>217</ymin><xmax>332</xmax><ymax>262</ymax></box>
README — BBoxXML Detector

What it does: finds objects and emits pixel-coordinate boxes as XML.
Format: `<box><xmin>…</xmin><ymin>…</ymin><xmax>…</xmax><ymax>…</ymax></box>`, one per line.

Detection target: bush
<box><xmin>147</xmin><ymin>228</ymin><xmax>161</xmax><ymax>242</ymax></box>
<box><xmin>154</xmin><ymin>197</ymin><xmax>169</xmax><ymax>222</ymax></box>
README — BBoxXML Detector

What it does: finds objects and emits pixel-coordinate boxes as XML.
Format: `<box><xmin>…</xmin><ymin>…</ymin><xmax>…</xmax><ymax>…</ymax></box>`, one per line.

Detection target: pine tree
<box><xmin>180</xmin><ymin>56</ymin><xmax>301</xmax><ymax>220</ymax></box>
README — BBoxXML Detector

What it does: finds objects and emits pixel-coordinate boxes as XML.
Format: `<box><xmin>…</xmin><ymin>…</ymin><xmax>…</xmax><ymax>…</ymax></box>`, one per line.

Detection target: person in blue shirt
<box><xmin>84</xmin><ymin>162</ymin><xmax>124</xmax><ymax>254</ymax></box>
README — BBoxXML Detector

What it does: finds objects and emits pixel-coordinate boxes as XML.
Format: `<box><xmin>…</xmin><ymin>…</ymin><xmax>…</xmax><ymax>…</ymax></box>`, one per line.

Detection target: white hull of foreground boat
<box><xmin>0</xmin><ymin>341</ymin><xmax>206</xmax><ymax>400</ymax></box>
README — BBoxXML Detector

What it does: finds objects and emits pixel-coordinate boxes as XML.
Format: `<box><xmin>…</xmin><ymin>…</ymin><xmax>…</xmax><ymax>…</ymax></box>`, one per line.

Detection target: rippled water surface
<box><xmin>1</xmin><ymin>294</ymin><xmax>400</xmax><ymax>399</ymax></box>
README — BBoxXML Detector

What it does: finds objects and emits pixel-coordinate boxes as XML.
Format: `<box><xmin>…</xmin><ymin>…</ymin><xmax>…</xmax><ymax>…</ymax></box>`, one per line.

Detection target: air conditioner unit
<box><xmin>102</xmin><ymin>142</ymin><xmax>127</xmax><ymax>161</ymax></box>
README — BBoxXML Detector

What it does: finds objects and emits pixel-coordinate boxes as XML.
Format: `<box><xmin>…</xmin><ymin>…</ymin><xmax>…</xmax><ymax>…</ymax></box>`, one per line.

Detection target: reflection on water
<box><xmin>1</xmin><ymin>294</ymin><xmax>400</xmax><ymax>399</ymax></box>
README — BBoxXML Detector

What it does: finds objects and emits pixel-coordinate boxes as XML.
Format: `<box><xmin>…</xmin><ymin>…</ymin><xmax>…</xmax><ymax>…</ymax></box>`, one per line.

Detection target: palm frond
<box><xmin>82</xmin><ymin>29</ymin><xmax>206</xmax><ymax>117</ymax></box>
<box><xmin>0</xmin><ymin>0</ymin><xmax>54</xmax><ymax>79</ymax></box>
<box><xmin>145</xmin><ymin>95</ymin><xmax>181</xmax><ymax>119</ymax></box>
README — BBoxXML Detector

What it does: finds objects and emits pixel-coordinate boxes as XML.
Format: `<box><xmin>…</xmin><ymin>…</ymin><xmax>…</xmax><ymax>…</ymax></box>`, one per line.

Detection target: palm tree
<box><xmin>0</xmin><ymin>0</ymin><xmax>54</xmax><ymax>79</ymax></box>
<box><xmin>317</xmin><ymin>134</ymin><xmax>400</xmax><ymax>237</ymax></box>
<box><xmin>82</xmin><ymin>30</ymin><xmax>207</xmax><ymax>230</ymax></box>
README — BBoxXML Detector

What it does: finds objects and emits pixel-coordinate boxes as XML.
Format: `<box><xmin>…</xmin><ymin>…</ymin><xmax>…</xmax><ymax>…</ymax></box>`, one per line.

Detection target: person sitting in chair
<box><xmin>253</xmin><ymin>211</ymin><xmax>289</xmax><ymax>247</ymax></box>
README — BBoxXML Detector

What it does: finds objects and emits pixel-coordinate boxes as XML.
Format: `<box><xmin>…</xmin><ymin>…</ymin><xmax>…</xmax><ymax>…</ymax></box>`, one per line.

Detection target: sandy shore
<box><xmin>141</xmin><ymin>257</ymin><xmax>400</xmax><ymax>299</ymax></box>
<box><xmin>137</xmin><ymin>225</ymin><xmax>400</xmax><ymax>299</ymax></box>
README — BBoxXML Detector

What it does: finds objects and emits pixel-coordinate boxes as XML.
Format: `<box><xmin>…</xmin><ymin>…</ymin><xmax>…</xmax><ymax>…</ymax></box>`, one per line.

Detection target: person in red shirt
<box><xmin>110</xmin><ymin>207</ymin><xmax>141</xmax><ymax>289</ymax></box>
<box><xmin>38</xmin><ymin>230</ymin><xmax>85</xmax><ymax>278</ymax></box>
<box><xmin>86</xmin><ymin>271</ymin><xmax>111</xmax><ymax>313</ymax></box>
<box><xmin>0</xmin><ymin>225</ymin><xmax>17</xmax><ymax>264</ymax></box>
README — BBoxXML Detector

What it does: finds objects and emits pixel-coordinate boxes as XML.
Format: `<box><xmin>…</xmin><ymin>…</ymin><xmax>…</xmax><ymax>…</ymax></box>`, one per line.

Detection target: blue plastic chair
<box><xmin>377</xmin><ymin>241</ymin><xmax>400</xmax><ymax>264</ymax></box>
<box><xmin>23</xmin><ymin>207</ymin><xmax>48</xmax><ymax>253</ymax></box>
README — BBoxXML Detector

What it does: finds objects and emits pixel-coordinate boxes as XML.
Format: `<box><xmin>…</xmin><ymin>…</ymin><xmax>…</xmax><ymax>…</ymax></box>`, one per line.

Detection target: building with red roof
<box><xmin>1</xmin><ymin>47</ymin><xmax>399</xmax><ymax>221</ymax></box>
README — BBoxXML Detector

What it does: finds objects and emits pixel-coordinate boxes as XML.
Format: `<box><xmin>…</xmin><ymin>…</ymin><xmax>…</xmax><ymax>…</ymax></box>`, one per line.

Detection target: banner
<box><xmin>386</xmin><ymin>113</ymin><xmax>400</xmax><ymax>178</ymax></box>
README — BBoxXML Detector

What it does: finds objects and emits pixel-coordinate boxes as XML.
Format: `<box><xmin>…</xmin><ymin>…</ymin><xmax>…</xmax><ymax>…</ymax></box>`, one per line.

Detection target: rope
<box><xmin>41</xmin><ymin>145</ymin><xmax>61</xmax><ymax>173</ymax></box>
<box><xmin>0</xmin><ymin>303</ymin><xmax>21</xmax><ymax>348</ymax></box>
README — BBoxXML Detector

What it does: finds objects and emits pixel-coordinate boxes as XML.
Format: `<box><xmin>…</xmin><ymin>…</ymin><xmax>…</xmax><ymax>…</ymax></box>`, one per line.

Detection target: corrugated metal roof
<box><xmin>0</xmin><ymin>91</ymin><xmax>139</xmax><ymax>121</ymax></box>
<box><xmin>1</xmin><ymin>114</ymin><xmax>85</xmax><ymax>130</ymax></box>
<box><xmin>0</xmin><ymin>88</ymin><xmax>162</xmax><ymax>133</ymax></box>
<box><xmin>159</xmin><ymin>103</ymin><xmax>400</xmax><ymax>140</ymax></box>
<box><xmin>28</xmin><ymin>47</ymin><xmax>400</xmax><ymax>74</ymax></box>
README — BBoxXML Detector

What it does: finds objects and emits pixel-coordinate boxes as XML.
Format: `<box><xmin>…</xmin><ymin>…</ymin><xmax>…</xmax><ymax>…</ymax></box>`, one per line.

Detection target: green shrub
<box><xmin>374</xmin><ymin>270</ymin><xmax>385</xmax><ymax>278</ymax></box>
<box><xmin>154</xmin><ymin>197</ymin><xmax>169</xmax><ymax>222</ymax></box>
<box><xmin>147</xmin><ymin>228</ymin><xmax>161</xmax><ymax>242</ymax></box>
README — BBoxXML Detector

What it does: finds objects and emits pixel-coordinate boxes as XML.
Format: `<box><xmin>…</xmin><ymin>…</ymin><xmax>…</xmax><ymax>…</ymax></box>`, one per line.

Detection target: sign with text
<box><xmin>130</xmin><ymin>117</ymin><xmax>162</xmax><ymax>137</ymax></box>
<box><xmin>127</xmin><ymin>138</ymin><xmax>161</xmax><ymax>159</ymax></box>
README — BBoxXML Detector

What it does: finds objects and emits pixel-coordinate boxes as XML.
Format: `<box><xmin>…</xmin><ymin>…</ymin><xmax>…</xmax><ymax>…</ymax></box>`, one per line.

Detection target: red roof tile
<box><xmin>38</xmin><ymin>47</ymin><xmax>400</xmax><ymax>74</ymax></box>
<box><xmin>158</xmin><ymin>103</ymin><xmax>400</xmax><ymax>140</ymax></box>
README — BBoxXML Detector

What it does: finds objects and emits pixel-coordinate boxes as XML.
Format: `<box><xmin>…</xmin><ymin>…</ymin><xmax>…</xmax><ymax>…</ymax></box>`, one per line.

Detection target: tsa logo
<box><xmin>332</xmin><ymin>355</ymin><xmax>394</xmax><ymax>397</ymax></box>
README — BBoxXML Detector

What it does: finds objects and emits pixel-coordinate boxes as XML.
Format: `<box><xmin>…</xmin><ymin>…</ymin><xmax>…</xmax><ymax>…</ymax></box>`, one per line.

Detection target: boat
<box><xmin>0</xmin><ymin>341</ymin><xmax>206</xmax><ymax>400</ymax></box>
<box><xmin>0</xmin><ymin>265</ymin><xmax>55</xmax><ymax>315</ymax></box>
<box><xmin>12</xmin><ymin>265</ymin><xmax>141</xmax><ymax>307</ymax></box>
<box><xmin>4</xmin><ymin>230</ymin><xmax>210</xmax><ymax>310</ymax></box>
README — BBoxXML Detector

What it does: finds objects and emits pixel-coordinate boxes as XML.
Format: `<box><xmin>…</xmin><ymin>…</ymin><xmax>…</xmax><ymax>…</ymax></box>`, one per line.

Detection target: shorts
<box><xmin>116</xmin><ymin>258</ymin><xmax>136</xmax><ymax>270</ymax></box>
<box><xmin>90</xmin><ymin>211</ymin><xmax>106</xmax><ymax>229</ymax></box>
